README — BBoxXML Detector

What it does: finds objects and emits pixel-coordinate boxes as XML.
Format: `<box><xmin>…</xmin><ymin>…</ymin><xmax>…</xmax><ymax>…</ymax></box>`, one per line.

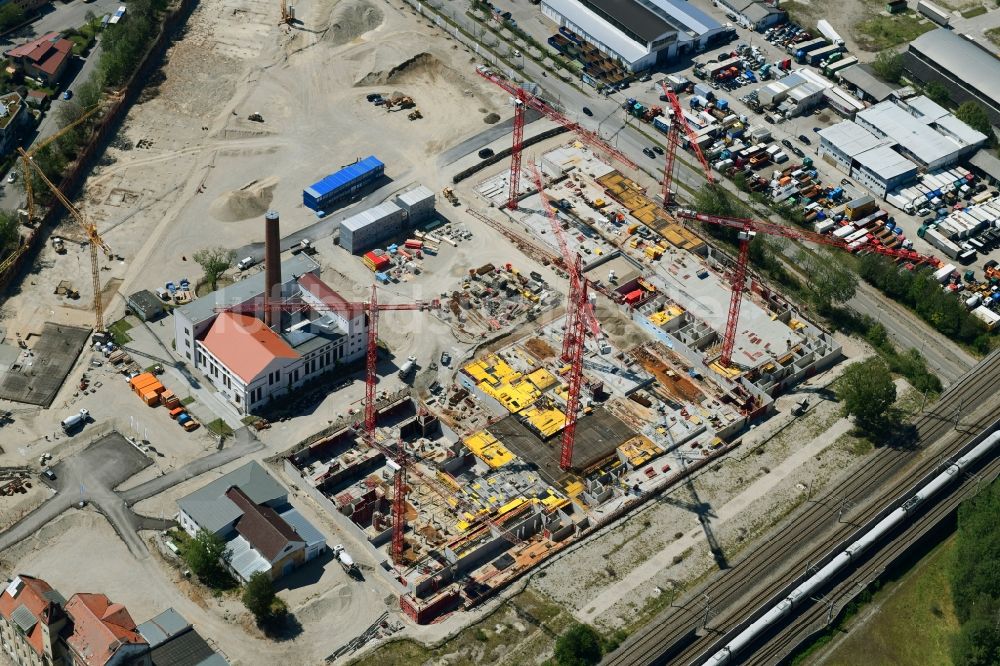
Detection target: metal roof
<box><xmin>176</xmin><ymin>461</ymin><xmax>288</xmax><ymax>535</ymax></box>
<box><xmin>970</xmin><ymin>150</ymin><xmax>1000</xmax><ymax>181</ymax></box>
<box><xmin>904</xmin><ymin>95</ymin><xmax>948</xmax><ymax>123</ymax></box>
<box><xmin>304</xmin><ymin>156</ymin><xmax>384</xmax><ymax>199</ymax></box>
<box><xmin>818</xmin><ymin>121</ymin><xmax>888</xmax><ymax>157</ymax></box>
<box><xmin>837</xmin><ymin>64</ymin><xmax>896</xmax><ymax>101</ymax></box>
<box><xmin>642</xmin><ymin>0</ymin><xmax>721</xmax><ymax>37</ymax></box>
<box><xmin>341</xmin><ymin>201</ymin><xmax>403</xmax><ymax>233</ymax></box>
<box><xmin>542</xmin><ymin>0</ymin><xmax>651</xmax><ymax>62</ymax></box>
<box><xmin>138</xmin><ymin>608</ymin><xmax>190</xmax><ymax>648</ymax></box>
<box><xmin>149</xmin><ymin>627</ymin><xmax>229</xmax><ymax>666</ymax></box>
<box><xmin>577</xmin><ymin>0</ymin><xmax>676</xmax><ymax>42</ymax></box>
<box><xmin>279</xmin><ymin>507</ymin><xmax>327</xmax><ymax>548</ymax></box>
<box><xmin>856</xmin><ymin>101</ymin><xmax>961</xmax><ymax>165</ymax></box>
<box><xmin>853</xmin><ymin>145</ymin><xmax>918</xmax><ymax>181</ymax></box>
<box><xmin>908</xmin><ymin>29</ymin><xmax>1000</xmax><ymax>108</ymax></box>
<box><xmin>933</xmin><ymin>114</ymin><xmax>987</xmax><ymax>148</ymax></box>
<box><xmin>175</xmin><ymin>254</ymin><xmax>319</xmax><ymax>326</ymax></box>
<box><xmin>224</xmin><ymin>534</ymin><xmax>271</xmax><ymax>581</ymax></box>
<box><xmin>395</xmin><ymin>185</ymin><xmax>435</xmax><ymax>207</ymax></box>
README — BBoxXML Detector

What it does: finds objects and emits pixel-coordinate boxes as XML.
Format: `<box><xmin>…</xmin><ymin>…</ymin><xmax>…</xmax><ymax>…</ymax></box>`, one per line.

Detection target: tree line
<box><xmin>950</xmin><ymin>478</ymin><xmax>1000</xmax><ymax>665</ymax></box>
<box><xmin>856</xmin><ymin>254</ymin><xmax>991</xmax><ymax>353</ymax></box>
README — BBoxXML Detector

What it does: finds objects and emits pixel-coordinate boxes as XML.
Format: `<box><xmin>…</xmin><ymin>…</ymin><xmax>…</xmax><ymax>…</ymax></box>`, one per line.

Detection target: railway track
<box><xmin>604</xmin><ymin>349</ymin><xmax>1000</xmax><ymax>666</ymax></box>
<box><xmin>745</xmin><ymin>437</ymin><xmax>1000</xmax><ymax>666</ymax></box>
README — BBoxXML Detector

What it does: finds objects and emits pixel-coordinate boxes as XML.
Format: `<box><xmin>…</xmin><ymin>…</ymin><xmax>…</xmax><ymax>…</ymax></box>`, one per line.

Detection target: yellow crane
<box><xmin>0</xmin><ymin>104</ymin><xmax>108</xmax><ymax>282</ymax></box>
<box><xmin>18</xmin><ymin>146</ymin><xmax>113</xmax><ymax>332</ymax></box>
<box><xmin>20</xmin><ymin>103</ymin><xmax>106</xmax><ymax>224</ymax></box>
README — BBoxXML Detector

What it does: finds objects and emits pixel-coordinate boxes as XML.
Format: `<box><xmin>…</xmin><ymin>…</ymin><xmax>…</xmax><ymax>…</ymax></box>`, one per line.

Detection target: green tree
<box><xmin>242</xmin><ymin>572</ymin><xmax>276</xmax><ymax>622</ymax></box>
<box><xmin>951</xmin><ymin>482</ymin><xmax>1000</xmax><ymax>623</ymax></box>
<box><xmin>924</xmin><ymin>81</ymin><xmax>951</xmax><ymax>106</ymax></box>
<box><xmin>0</xmin><ymin>3</ymin><xmax>25</xmax><ymax>31</ymax></box>
<box><xmin>0</xmin><ymin>210</ymin><xmax>19</xmax><ymax>255</ymax></box>
<box><xmin>554</xmin><ymin>623</ymin><xmax>603</xmax><ymax>666</ymax></box>
<box><xmin>193</xmin><ymin>247</ymin><xmax>235</xmax><ymax>291</ymax></box>
<box><xmin>183</xmin><ymin>530</ymin><xmax>229</xmax><ymax>586</ymax></box>
<box><xmin>798</xmin><ymin>251</ymin><xmax>857</xmax><ymax>311</ymax></box>
<box><xmin>836</xmin><ymin>357</ymin><xmax>896</xmax><ymax>432</ymax></box>
<box><xmin>955</xmin><ymin>102</ymin><xmax>995</xmax><ymax>142</ymax></box>
<box><xmin>75</xmin><ymin>77</ymin><xmax>104</xmax><ymax>110</ymax></box>
<box><xmin>952</xmin><ymin>598</ymin><xmax>1000</xmax><ymax>666</ymax></box>
<box><xmin>872</xmin><ymin>50</ymin><xmax>903</xmax><ymax>83</ymax></box>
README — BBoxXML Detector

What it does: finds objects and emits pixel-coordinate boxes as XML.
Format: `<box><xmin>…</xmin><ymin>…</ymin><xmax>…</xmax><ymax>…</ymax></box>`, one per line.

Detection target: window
<box><xmin>185</xmin><ymin>339</ymin><xmax>191</xmax><ymax>348</ymax></box>
<box><xmin>235</xmin><ymin>394</ymin><xmax>240</xmax><ymax>403</ymax></box>
<box><xmin>185</xmin><ymin>327</ymin><xmax>190</xmax><ymax>336</ymax></box>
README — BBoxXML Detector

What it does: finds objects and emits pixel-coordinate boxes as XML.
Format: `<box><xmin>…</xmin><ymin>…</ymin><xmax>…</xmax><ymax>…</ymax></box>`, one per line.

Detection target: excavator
<box><xmin>384</xmin><ymin>96</ymin><xmax>415</xmax><ymax>111</ymax></box>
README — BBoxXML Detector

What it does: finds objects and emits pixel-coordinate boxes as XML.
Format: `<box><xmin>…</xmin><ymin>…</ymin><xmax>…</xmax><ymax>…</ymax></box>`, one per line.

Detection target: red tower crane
<box><xmin>673</xmin><ymin>208</ymin><xmax>938</xmax><ymax>368</ymax></box>
<box><xmin>476</xmin><ymin>66</ymin><xmax>637</xmax><ymax>210</ymax></box>
<box><xmin>659</xmin><ymin>83</ymin><xmax>713</xmax><ymax>206</ymax></box>
<box><xmin>530</xmin><ymin>163</ymin><xmax>590</xmax><ymax>471</ymax></box>
<box><xmin>217</xmin><ymin>289</ymin><xmax>438</xmax><ymax>564</ymax></box>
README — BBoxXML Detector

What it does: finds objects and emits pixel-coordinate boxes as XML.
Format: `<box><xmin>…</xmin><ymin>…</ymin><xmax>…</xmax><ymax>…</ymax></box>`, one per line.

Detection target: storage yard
<box><xmin>0</xmin><ymin>0</ymin><xmax>996</xmax><ymax>661</ymax></box>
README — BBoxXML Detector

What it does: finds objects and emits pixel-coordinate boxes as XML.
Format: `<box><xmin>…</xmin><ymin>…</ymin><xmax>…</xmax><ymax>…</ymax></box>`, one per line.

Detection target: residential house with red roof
<box><xmin>174</xmin><ymin>254</ymin><xmax>367</xmax><ymax>415</ymax></box>
<box><xmin>0</xmin><ymin>575</ymin><xmax>68</xmax><ymax>666</ymax></box>
<box><xmin>63</xmin><ymin>593</ymin><xmax>149</xmax><ymax>666</ymax></box>
<box><xmin>6</xmin><ymin>32</ymin><xmax>74</xmax><ymax>84</ymax></box>
<box><xmin>176</xmin><ymin>461</ymin><xmax>327</xmax><ymax>582</ymax></box>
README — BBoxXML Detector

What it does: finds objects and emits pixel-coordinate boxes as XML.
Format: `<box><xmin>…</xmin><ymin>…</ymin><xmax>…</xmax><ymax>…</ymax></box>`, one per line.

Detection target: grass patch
<box><xmin>960</xmin><ymin>4</ymin><xmax>987</xmax><ymax>16</ymax></box>
<box><xmin>855</xmin><ymin>12</ymin><xmax>936</xmax><ymax>51</ymax></box>
<box><xmin>107</xmin><ymin>318</ymin><xmax>133</xmax><ymax>345</ymax></box>
<box><xmin>986</xmin><ymin>26</ymin><xmax>1000</xmax><ymax>48</ymax></box>
<box><xmin>349</xmin><ymin>589</ymin><xmax>570</xmax><ymax>666</ymax></box>
<box><xmin>240</xmin><ymin>415</ymin><xmax>256</xmax><ymax>425</ymax></box>
<box><xmin>813</xmin><ymin>537</ymin><xmax>959</xmax><ymax>666</ymax></box>
<box><xmin>204</xmin><ymin>418</ymin><xmax>233</xmax><ymax>437</ymax></box>
<box><xmin>180</xmin><ymin>395</ymin><xmax>195</xmax><ymax>406</ymax></box>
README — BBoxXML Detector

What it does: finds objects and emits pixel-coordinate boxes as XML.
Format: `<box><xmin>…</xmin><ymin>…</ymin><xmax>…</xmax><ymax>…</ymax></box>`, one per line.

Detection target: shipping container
<box><xmin>917</xmin><ymin>0</ymin><xmax>950</xmax><ymax>25</ymax></box>
<box><xmin>808</xmin><ymin>44</ymin><xmax>841</xmax><ymax>66</ymax></box>
<box><xmin>925</xmin><ymin>227</ymin><xmax>962</xmax><ymax>259</ymax></box>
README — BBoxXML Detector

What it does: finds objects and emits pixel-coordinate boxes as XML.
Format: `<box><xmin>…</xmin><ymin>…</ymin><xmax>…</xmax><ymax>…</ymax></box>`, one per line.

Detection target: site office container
<box><xmin>303</xmin><ymin>156</ymin><xmax>385</xmax><ymax>211</ymax></box>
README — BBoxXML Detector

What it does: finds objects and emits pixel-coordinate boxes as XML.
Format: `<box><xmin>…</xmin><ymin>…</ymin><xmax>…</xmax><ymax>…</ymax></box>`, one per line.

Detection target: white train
<box><xmin>707</xmin><ymin>428</ymin><xmax>1000</xmax><ymax>665</ymax></box>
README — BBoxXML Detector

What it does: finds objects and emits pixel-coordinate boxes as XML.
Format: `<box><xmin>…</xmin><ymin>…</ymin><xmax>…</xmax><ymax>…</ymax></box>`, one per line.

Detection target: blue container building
<box><xmin>303</xmin><ymin>156</ymin><xmax>384</xmax><ymax>211</ymax></box>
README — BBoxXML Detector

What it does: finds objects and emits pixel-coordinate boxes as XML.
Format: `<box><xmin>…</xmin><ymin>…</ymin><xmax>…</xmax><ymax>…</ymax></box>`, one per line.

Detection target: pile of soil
<box><xmin>324</xmin><ymin>0</ymin><xmax>384</xmax><ymax>47</ymax></box>
<box><xmin>208</xmin><ymin>176</ymin><xmax>279</xmax><ymax>222</ymax></box>
<box><xmin>355</xmin><ymin>52</ymin><xmax>444</xmax><ymax>86</ymax></box>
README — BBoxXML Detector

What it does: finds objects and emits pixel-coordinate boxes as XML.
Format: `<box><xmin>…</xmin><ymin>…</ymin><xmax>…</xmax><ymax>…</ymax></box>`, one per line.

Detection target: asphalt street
<box><xmin>0</xmin><ymin>429</ymin><xmax>262</xmax><ymax>558</ymax></box>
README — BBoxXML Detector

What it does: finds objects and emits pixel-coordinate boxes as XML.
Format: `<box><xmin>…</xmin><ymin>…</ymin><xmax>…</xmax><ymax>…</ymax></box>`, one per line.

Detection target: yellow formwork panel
<box><xmin>710</xmin><ymin>361</ymin><xmax>742</xmax><ymax>379</ymax></box>
<box><xmin>618</xmin><ymin>435</ymin><xmax>665</xmax><ymax>467</ymax></box>
<box><xmin>498</xmin><ymin>497</ymin><xmax>527</xmax><ymax>515</ymax></box>
<box><xmin>527</xmin><ymin>367</ymin><xmax>557</xmax><ymax>391</ymax></box>
<box><xmin>522</xmin><ymin>404</ymin><xmax>566</xmax><ymax>439</ymax></box>
<box><xmin>564</xmin><ymin>480</ymin><xmax>585</xmax><ymax>497</ymax></box>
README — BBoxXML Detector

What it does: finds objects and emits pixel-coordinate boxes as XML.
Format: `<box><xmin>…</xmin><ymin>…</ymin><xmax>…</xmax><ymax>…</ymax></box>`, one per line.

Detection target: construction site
<box><xmin>0</xmin><ymin>0</ymin><xmax>874</xmax><ymax>659</ymax></box>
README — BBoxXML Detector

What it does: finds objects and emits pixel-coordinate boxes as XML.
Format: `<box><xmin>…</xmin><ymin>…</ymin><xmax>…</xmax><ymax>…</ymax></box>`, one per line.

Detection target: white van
<box><xmin>236</xmin><ymin>256</ymin><xmax>255</xmax><ymax>271</ymax></box>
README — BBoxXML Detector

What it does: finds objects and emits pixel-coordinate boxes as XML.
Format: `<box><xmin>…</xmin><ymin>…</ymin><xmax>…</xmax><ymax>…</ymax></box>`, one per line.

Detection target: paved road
<box><xmin>0</xmin><ymin>0</ymin><xmax>121</xmax><ymax>50</ymax></box>
<box><xmin>0</xmin><ymin>428</ymin><xmax>262</xmax><ymax>558</ymax></box>
<box><xmin>850</xmin><ymin>282</ymin><xmax>977</xmax><ymax>385</ymax></box>
<box><xmin>121</xmin><ymin>426</ymin><xmax>263</xmax><ymax>503</ymax></box>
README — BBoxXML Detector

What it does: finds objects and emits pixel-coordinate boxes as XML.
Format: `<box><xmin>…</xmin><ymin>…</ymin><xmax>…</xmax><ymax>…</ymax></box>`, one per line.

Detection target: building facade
<box><xmin>540</xmin><ymin>0</ymin><xmax>725</xmax><ymax>71</ymax></box>
<box><xmin>0</xmin><ymin>93</ymin><xmax>28</xmax><ymax>157</ymax></box>
<box><xmin>0</xmin><ymin>576</ymin><xmax>68</xmax><ymax>666</ymax></box>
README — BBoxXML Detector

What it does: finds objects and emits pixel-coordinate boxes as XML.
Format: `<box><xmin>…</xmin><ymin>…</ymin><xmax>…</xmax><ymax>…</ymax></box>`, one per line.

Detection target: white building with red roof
<box><xmin>174</xmin><ymin>254</ymin><xmax>367</xmax><ymax>415</ymax></box>
<box><xmin>63</xmin><ymin>593</ymin><xmax>149</xmax><ymax>666</ymax></box>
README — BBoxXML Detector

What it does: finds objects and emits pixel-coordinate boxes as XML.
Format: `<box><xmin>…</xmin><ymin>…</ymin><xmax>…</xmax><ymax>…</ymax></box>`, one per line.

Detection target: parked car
<box><xmin>791</xmin><ymin>146</ymin><xmax>805</xmax><ymax>158</ymax></box>
<box><xmin>440</xmin><ymin>351</ymin><xmax>451</xmax><ymax>366</ymax></box>
<box><xmin>582</xmin><ymin>106</ymin><xmax>593</xmax><ymax>116</ymax></box>
<box><xmin>653</xmin><ymin>145</ymin><xmax>664</xmax><ymax>155</ymax></box>
<box><xmin>478</xmin><ymin>147</ymin><xmax>494</xmax><ymax>159</ymax></box>
<box><xmin>798</xmin><ymin>134</ymin><xmax>811</xmax><ymax>145</ymax></box>
<box><xmin>781</xmin><ymin>139</ymin><xmax>793</xmax><ymax>149</ymax></box>
<box><xmin>62</xmin><ymin>90</ymin><xmax>72</xmax><ymax>100</ymax></box>
<box><xmin>642</xmin><ymin>147</ymin><xmax>657</xmax><ymax>159</ymax></box>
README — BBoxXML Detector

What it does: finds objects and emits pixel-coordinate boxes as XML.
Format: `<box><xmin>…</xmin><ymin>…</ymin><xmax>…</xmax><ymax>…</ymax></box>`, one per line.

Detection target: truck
<box><xmin>917</xmin><ymin>0</ymin><xmax>950</xmax><ymax>25</ymax></box>
<box><xmin>398</xmin><ymin>355</ymin><xmax>417</xmax><ymax>379</ymax></box>
<box><xmin>925</xmin><ymin>227</ymin><xmax>962</xmax><ymax>259</ymax></box>
<box><xmin>333</xmin><ymin>544</ymin><xmax>360</xmax><ymax>576</ymax></box>
<box><xmin>61</xmin><ymin>409</ymin><xmax>90</xmax><ymax>434</ymax></box>
<box><xmin>816</xmin><ymin>19</ymin><xmax>845</xmax><ymax>46</ymax></box>
<box><xmin>289</xmin><ymin>238</ymin><xmax>314</xmax><ymax>255</ymax></box>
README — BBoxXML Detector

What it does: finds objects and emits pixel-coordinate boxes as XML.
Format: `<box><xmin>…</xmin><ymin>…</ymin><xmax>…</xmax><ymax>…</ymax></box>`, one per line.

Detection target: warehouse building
<box><xmin>540</xmin><ymin>0</ymin><xmax>727</xmax><ymax>71</ymax></box>
<box><xmin>837</xmin><ymin>64</ymin><xmax>897</xmax><ymax>103</ymax></box>
<box><xmin>905</xmin><ymin>29</ymin><xmax>1000</xmax><ymax>127</ymax></box>
<box><xmin>855</xmin><ymin>97</ymin><xmax>986</xmax><ymax>170</ymax></box>
<box><xmin>818</xmin><ymin>121</ymin><xmax>889</xmax><ymax>173</ymax></box>
<box><xmin>850</xmin><ymin>144</ymin><xmax>918</xmax><ymax>197</ymax></box>
<box><xmin>717</xmin><ymin>0</ymin><xmax>786</xmax><ymax>31</ymax></box>
<box><xmin>303</xmin><ymin>156</ymin><xmax>385</xmax><ymax>212</ymax></box>
<box><xmin>340</xmin><ymin>185</ymin><xmax>436</xmax><ymax>253</ymax></box>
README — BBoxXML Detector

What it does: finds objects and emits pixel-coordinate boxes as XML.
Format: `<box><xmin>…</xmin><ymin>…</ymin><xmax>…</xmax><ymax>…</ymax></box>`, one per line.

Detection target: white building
<box><xmin>855</xmin><ymin>96</ymin><xmax>986</xmax><ymax>170</ymax></box>
<box><xmin>850</xmin><ymin>144</ymin><xmax>918</xmax><ymax>197</ymax></box>
<box><xmin>173</xmin><ymin>254</ymin><xmax>367</xmax><ymax>415</ymax></box>
<box><xmin>541</xmin><ymin>0</ymin><xmax>727</xmax><ymax>71</ymax></box>
<box><xmin>818</xmin><ymin>121</ymin><xmax>890</xmax><ymax>173</ymax></box>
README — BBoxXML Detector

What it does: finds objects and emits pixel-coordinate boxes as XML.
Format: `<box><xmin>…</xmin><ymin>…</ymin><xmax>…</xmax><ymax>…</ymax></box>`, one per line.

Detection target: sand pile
<box><xmin>209</xmin><ymin>176</ymin><xmax>279</xmax><ymax>222</ymax></box>
<box><xmin>354</xmin><ymin>51</ymin><xmax>446</xmax><ymax>86</ymax></box>
<box><xmin>324</xmin><ymin>0</ymin><xmax>384</xmax><ymax>47</ymax></box>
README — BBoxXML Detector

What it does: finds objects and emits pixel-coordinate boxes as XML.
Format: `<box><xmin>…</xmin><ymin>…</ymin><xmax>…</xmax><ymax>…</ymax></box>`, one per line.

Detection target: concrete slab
<box><xmin>0</xmin><ymin>323</ymin><xmax>91</xmax><ymax>407</ymax></box>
